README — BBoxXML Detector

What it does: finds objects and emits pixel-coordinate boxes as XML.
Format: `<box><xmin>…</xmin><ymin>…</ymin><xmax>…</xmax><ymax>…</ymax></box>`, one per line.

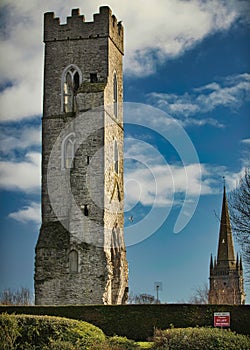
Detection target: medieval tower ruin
<box><xmin>35</xmin><ymin>7</ymin><xmax>128</xmax><ymax>305</ymax></box>
<box><xmin>208</xmin><ymin>186</ymin><xmax>245</xmax><ymax>304</ymax></box>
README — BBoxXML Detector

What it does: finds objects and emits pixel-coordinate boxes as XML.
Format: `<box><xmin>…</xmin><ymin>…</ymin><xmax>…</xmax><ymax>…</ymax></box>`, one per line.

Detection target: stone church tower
<box><xmin>208</xmin><ymin>186</ymin><xmax>245</xmax><ymax>304</ymax></box>
<box><xmin>35</xmin><ymin>7</ymin><xmax>128</xmax><ymax>305</ymax></box>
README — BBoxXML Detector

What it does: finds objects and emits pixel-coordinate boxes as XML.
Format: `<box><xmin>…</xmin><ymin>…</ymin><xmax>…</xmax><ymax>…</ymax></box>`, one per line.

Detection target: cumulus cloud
<box><xmin>0</xmin><ymin>0</ymin><xmax>249</xmax><ymax>122</ymax></box>
<box><xmin>120</xmin><ymin>0</ymin><xmax>248</xmax><ymax>76</ymax></box>
<box><xmin>0</xmin><ymin>152</ymin><xmax>41</xmax><ymax>192</ymax></box>
<box><xmin>148</xmin><ymin>73</ymin><xmax>250</xmax><ymax>125</ymax></box>
<box><xmin>125</xmin><ymin>160</ymin><xmax>247</xmax><ymax>209</ymax></box>
<box><xmin>124</xmin><ymin>136</ymin><xmax>247</xmax><ymax>210</ymax></box>
<box><xmin>125</xmin><ymin>162</ymin><xmax>205</xmax><ymax>209</ymax></box>
<box><xmin>8</xmin><ymin>201</ymin><xmax>41</xmax><ymax>224</ymax></box>
<box><xmin>0</xmin><ymin>125</ymin><xmax>41</xmax><ymax>154</ymax></box>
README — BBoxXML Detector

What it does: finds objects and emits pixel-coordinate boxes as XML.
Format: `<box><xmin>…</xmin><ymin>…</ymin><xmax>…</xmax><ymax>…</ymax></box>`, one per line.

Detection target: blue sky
<box><xmin>0</xmin><ymin>0</ymin><xmax>249</xmax><ymax>304</ymax></box>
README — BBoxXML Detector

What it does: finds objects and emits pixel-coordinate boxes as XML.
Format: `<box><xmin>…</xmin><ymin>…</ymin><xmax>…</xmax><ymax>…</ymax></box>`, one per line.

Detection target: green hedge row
<box><xmin>0</xmin><ymin>313</ymin><xmax>106</xmax><ymax>349</ymax></box>
<box><xmin>1</xmin><ymin>304</ymin><xmax>249</xmax><ymax>341</ymax></box>
<box><xmin>153</xmin><ymin>327</ymin><xmax>250</xmax><ymax>350</ymax></box>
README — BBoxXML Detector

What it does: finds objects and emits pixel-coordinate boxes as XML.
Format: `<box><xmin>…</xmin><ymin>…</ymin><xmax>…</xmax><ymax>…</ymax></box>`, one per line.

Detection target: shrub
<box><xmin>0</xmin><ymin>313</ymin><xmax>21</xmax><ymax>350</ymax></box>
<box><xmin>153</xmin><ymin>327</ymin><xmax>250</xmax><ymax>350</ymax></box>
<box><xmin>87</xmin><ymin>335</ymin><xmax>140</xmax><ymax>350</ymax></box>
<box><xmin>0</xmin><ymin>313</ymin><xmax>105</xmax><ymax>349</ymax></box>
<box><xmin>108</xmin><ymin>335</ymin><xmax>139</xmax><ymax>349</ymax></box>
<box><xmin>43</xmin><ymin>339</ymin><xmax>80</xmax><ymax>349</ymax></box>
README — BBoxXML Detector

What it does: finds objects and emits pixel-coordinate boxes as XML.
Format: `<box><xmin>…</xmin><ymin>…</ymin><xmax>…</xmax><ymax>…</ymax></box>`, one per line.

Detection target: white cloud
<box><xmin>0</xmin><ymin>81</ymin><xmax>43</xmax><ymax>122</ymax></box>
<box><xmin>124</xmin><ymin>160</ymin><xmax>221</xmax><ymax>209</ymax></box>
<box><xmin>8</xmin><ymin>201</ymin><xmax>41</xmax><ymax>224</ymax></box>
<box><xmin>124</xmin><ymin>135</ymin><xmax>248</xmax><ymax>210</ymax></box>
<box><xmin>241</xmin><ymin>138</ymin><xmax>250</xmax><ymax>144</ymax></box>
<box><xmin>0</xmin><ymin>0</ymin><xmax>248</xmax><ymax>121</ymax></box>
<box><xmin>120</xmin><ymin>0</ymin><xmax>246</xmax><ymax>76</ymax></box>
<box><xmin>148</xmin><ymin>73</ymin><xmax>250</xmax><ymax>125</ymax></box>
<box><xmin>0</xmin><ymin>126</ymin><xmax>41</xmax><ymax>154</ymax></box>
<box><xmin>0</xmin><ymin>152</ymin><xmax>41</xmax><ymax>192</ymax></box>
<box><xmin>125</xmin><ymin>161</ymin><xmax>247</xmax><ymax>209</ymax></box>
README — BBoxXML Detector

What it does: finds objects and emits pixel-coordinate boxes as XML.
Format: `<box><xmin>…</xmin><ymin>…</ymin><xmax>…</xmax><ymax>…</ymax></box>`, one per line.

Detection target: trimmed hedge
<box><xmin>0</xmin><ymin>313</ymin><xmax>105</xmax><ymax>349</ymax></box>
<box><xmin>1</xmin><ymin>304</ymin><xmax>249</xmax><ymax>341</ymax></box>
<box><xmin>0</xmin><ymin>314</ymin><xmax>141</xmax><ymax>349</ymax></box>
<box><xmin>153</xmin><ymin>327</ymin><xmax>250</xmax><ymax>350</ymax></box>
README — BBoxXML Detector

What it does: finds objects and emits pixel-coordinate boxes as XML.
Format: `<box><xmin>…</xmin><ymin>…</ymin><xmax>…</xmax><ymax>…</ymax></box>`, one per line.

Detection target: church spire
<box><xmin>208</xmin><ymin>184</ymin><xmax>245</xmax><ymax>304</ymax></box>
<box><xmin>216</xmin><ymin>185</ymin><xmax>236</xmax><ymax>266</ymax></box>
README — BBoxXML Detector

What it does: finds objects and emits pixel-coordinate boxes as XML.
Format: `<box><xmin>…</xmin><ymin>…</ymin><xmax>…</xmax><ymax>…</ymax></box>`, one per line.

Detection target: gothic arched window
<box><xmin>62</xmin><ymin>65</ymin><xmax>82</xmax><ymax>113</ymax></box>
<box><xmin>61</xmin><ymin>132</ymin><xmax>76</xmax><ymax>169</ymax></box>
<box><xmin>69</xmin><ymin>249</ymin><xmax>78</xmax><ymax>273</ymax></box>
<box><xmin>114</xmin><ymin>140</ymin><xmax>118</xmax><ymax>174</ymax></box>
<box><xmin>113</xmin><ymin>72</ymin><xmax>118</xmax><ymax>118</ymax></box>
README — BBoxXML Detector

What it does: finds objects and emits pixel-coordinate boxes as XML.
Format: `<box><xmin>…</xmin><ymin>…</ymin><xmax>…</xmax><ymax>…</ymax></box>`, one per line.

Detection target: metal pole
<box><xmin>156</xmin><ymin>285</ymin><xmax>159</xmax><ymax>303</ymax></box>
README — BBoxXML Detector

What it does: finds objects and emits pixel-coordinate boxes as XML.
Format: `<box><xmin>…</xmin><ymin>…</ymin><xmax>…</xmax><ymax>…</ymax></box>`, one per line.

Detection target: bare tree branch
<box><xmin>0</xmin><ymin>287</ymin><xmax>32</xmax><ymax>305</ymax></box>
<box><xmin>188</xmin><ymin>283</ymin><xmax>209</xmax><ymax>304</ymax></box>
<box><xmin>229</xmin><ymin>168</ymin><xmax>250</xmax><ymax>282</ymax></box>
<box><xmin>128</xmin><ymin>293</ymin><xmax>158</xmax><ymax>304</ymax></box>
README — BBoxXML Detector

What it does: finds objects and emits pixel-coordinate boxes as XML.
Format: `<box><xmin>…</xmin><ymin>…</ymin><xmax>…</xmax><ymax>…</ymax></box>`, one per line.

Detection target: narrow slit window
<box><xmin>83</xmin><ymin>204</ymin><xmax>89</xmax><ymax>216</ymax></box>
<box><xmin>114</xmin><ymin>140</ymin><xmax>118</xmax><ymax>174</ymax></box>
<box><xmin>113</xmin><ymin>73</ymin><xmax>118</xmax><ymax>118</ymax></box>
<box><xmin>69</xmin><ymin>250</ymin><xmax>78</xmax><ymax>273</ymax></box>
<box><xmin>90</xmin><ymin>73</ymin><xmax>98</xmax><ymax>83</ymax></box>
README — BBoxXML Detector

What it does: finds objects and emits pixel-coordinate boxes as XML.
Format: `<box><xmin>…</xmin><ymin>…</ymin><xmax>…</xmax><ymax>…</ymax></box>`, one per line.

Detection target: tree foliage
<box><xmin>229</xmin><ymin>168</ymin><xmax>250</xmax><ymax>280</ymax></box>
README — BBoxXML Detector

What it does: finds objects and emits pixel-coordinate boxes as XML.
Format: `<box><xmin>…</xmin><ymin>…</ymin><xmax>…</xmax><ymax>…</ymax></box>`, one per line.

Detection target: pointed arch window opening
<box><xmin>113</xmin><ymin>72</ymin><xmax>118</xmax><ymax>118</ymax></box>
<box><xmin>62</xmin><ymin>132</ymin><xmax>76</xmax><ymax>169</ymax></box>
<box><xmin>62</xmin><ymin>65</ymin><xmax>82</xmax><ymax>113</ymax></box>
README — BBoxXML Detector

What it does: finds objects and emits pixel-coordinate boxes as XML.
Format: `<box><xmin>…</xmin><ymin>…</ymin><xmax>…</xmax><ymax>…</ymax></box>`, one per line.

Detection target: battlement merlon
<box><xmin>44</xmin><ymin>6</ymin><xmax>124</xmax><ymax>54</ymax></box>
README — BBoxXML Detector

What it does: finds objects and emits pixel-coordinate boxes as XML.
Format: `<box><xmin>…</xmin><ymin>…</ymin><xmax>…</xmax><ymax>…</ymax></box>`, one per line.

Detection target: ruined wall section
<box><xmin>102</xmin><ymin>29</ymin><xmax>128</xmax><ymax>304</ymax></box>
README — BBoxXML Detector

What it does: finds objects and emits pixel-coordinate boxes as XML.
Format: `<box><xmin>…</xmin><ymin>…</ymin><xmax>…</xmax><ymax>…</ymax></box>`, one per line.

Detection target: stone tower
<box><xmin>35</xmin><ymin>7</ymin><xmax>128</xmax><ymax>305</ymax></box>
<box><xmin>208</xmin><ymin>186</ymin><xmax>245</xmax><ymax>304</ymax></box>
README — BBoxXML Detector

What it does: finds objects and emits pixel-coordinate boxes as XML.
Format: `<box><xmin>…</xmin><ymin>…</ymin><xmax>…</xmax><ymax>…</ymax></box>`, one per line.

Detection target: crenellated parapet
<box><xmin>44</xmin><ymin>6</ymin><xmax>124</xmax><ymax>54</ymax></box>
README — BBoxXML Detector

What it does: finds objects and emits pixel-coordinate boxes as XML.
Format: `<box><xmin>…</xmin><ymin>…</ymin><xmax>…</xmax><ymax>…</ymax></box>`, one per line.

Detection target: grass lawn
<box><xmin>137</xmin><ymin>342</ymin><xmax>154</xmax><ymax>349</ymax></box>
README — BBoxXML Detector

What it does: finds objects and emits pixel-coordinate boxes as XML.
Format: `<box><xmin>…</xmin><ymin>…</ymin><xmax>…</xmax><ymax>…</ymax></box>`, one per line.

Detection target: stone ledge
<box><xmin>78</xmin><ymin>82</ymin><xmax>107</xmax><ymax>93</ymax></box>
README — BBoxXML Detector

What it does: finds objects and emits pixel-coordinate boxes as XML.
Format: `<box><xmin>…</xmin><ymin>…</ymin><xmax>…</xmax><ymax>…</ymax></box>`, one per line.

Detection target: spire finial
<box><xmin>222</xmin><ymin>176</ymin><xmax>226</xmax><ymax>189</ymax></box>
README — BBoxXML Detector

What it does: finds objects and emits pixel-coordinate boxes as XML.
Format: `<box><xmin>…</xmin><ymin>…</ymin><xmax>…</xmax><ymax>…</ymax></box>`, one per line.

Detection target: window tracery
<box><xmin>61</xmin><ymin>132</ymin><xmax>76</xmax><ymax>169</ymax></box>
<box><xmin>62</xmin><ymin>65</ymin><xmax>82</xmax><ymax>112</ymax></box>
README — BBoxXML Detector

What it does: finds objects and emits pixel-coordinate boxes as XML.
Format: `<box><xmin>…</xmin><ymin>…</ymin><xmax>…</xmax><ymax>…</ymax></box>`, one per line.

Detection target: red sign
<box><xmin>214</xmin><ymin>312</ymin><xmax>230</xmax><ymax>327</ymax></box>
